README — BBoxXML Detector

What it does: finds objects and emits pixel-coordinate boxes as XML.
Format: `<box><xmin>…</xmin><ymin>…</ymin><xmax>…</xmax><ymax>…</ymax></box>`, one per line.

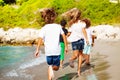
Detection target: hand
<box><xmin>65</xmin><ymin>47</ymin><xmax>68</xmax><ymax>54</ymax></box>
<box><xmin>91</xmin><ymin>43</ymin><xmax>94</xmax><ymax>47</ymax></box>
<box><xmin>34</xmin><ymin>50</ymin><xmax>40</xmax><ymax>58</ymax></box>
<box><xmin>86</xmin><ymin>40</ymin><xmax>89</xmax><ymax>45</ymax></box>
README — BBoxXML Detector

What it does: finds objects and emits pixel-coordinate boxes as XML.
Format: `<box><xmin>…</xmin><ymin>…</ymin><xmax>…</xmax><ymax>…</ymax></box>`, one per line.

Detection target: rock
<box><xmin>92</xmin><ymin>25</ymin><xmax>120</xmax><ymax>40</ymax></box>
<box><xmin>0</xmin><ymin>27</ymin><xmax>40</xmax><ymax>45</ymax></box>
<box><xmin>0</xmin><ymin>25</ymin><xmax>120</xmax><ymax>45</ymax></box>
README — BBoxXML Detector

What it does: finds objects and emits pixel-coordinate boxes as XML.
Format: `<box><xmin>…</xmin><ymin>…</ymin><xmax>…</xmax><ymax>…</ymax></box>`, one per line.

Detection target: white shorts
<box><xmin>83</xmin><ymin>45</ymin><xmax>91</xmax><ymax>55</ymax></box>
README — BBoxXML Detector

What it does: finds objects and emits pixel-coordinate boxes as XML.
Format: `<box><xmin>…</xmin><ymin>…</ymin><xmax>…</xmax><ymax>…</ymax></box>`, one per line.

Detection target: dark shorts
<box><xmin>46</xmin><ymin>55</ymin><xmax>60</xmax><ymax>67</ymax></box>
<box><xmin>71</xmin><ymin>39</ymin><xmax>84</xmax><ymax>51</ymax></box>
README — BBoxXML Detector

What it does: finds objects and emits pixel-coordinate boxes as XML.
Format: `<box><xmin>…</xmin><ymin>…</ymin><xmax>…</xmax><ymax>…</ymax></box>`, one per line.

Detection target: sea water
<box><xmin>0</xmin><ymin>46</ymin><xmax>46</xmax><ymax>77</ymax></box>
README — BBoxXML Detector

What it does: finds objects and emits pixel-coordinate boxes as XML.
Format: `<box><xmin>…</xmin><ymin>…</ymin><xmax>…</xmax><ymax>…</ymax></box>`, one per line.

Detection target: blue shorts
<box><xmin>71</xmin><ymin>39</ymin><xmax>84</xmax><ymax>51</ymax></box>
<box><xmin>46</xmin><ymin>55</ymin><xmax>60</xmax><ymax>67</ymax></box>
<box><xmin>83</xmin><ymin>45</ymin><xmax>91</xmax><ymax>55</ymax></box>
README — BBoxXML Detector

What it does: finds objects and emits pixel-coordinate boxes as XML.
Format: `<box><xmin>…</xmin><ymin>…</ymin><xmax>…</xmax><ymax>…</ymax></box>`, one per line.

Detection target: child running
<box><xmin>59</xmin><ymin>19</ymin><xmax>68</xmax><ymax>68</ymax></box>
<box><xmin>67</xmin><ymin>9</ymin><xmax>89</xmax><ymax>76</ymax></box>
<box><xmin>82</xmin><ymin>18</ymin><xmax>96</xmax><ymax>65</ymax></box>
<box><xmin>34</xmin><ymin>8</ymin><xmax>68</xmax><ymax>80</ymax></box>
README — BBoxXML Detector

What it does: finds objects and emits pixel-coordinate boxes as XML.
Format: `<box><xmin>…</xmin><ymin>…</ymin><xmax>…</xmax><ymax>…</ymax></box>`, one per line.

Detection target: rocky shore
<box><xmin>0</xmin><ymin>25</ymin><xmax>120</xmax><ymax>45</ymax></box>
<box><xmin>0</xmin><ymin>27</ymin><xmax>40</xmax><ymax>46</ymax></box>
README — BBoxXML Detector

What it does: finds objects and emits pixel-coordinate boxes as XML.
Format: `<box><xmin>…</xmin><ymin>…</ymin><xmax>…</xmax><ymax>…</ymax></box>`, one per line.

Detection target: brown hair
<box><xmin>41</xmin><ymin>8</ymin><xmax>57</xmax><ymax>24</ymax></box>
<box><xmin>60</xmin><ymin>19</ymin><xmax>67</xmax><ymax>27</ymax></box>
<box><xmin>82</xmin><ymin>18</ymin><xmax>91</xmax><ymax>28</ymax></box>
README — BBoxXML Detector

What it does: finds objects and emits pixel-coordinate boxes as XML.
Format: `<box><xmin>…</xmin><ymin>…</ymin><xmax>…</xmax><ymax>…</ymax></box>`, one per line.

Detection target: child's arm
<box><xmin>62</xmin><ymin>33</ymin><xmax>68</xmax><ymax>54</ymax></box>
<box><xmin>82</xmin><ymin>28</ymin><xmax>89</xmax><ymax>45</ymax></box>
<box><xmin>91</xmin><ymin>35</ymin><xmax>97</xmax><ymax>46</ymax></box>
<box><xmin>66</xmin><ymin>32</ymin><xmax>71</xmax><ymax>37</ymax></box>
<box><xmin>34</xmin><ymin>37</ymin><xmax>43</xmax><ymax>57</ymax></box>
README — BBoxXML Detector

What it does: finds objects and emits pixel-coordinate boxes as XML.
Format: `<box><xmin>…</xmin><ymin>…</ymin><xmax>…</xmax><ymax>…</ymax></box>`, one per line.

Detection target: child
<box><xmin>59</xmin><ymin>19</ymin><xmax>68</xmax><ymax>68</ymax></box>
<box><xmin>82</xmin><ymin>18</ymin><xmax>96</xmax><ymax>65</ymax></box>
<box><xmin>67</xmin><ymin>9</ymin><xmax>89</xmax><ymax>76</ymax></box>
<box><xmin>34</xmin><ymin>8</ymin><xmax>68</xmax><ymax>80</ymax></box>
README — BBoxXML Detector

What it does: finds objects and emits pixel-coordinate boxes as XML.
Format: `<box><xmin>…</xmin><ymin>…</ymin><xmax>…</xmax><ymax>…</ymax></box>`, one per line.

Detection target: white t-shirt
<box><xmin>39</xmin><ymin>23</ymin><xmax>64</xmax><ymax>56</ymax></box>
<box><xmin>84</xmin><ymin>27</ymin><xmax>93</xmax><ymax>45</ymax></box>
<box><xmin>67</xmin><ymin>20</ymin><xmax>86</xmax><ymax>42</ymax></box>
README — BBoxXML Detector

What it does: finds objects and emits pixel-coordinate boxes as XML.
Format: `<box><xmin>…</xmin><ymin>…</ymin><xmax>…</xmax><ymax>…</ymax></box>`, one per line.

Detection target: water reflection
<box><xmin>85</xmin><ymin>68</ymin><xmax>98</xmax><ymax>80</ymax></box>
<box><xmin>92</xmin><ymin>53</ymin><xmax>111</xmax><ymax>80</ymax></box>
<box><xmin>87</xmin><ymin>74</ymin><xmax>97</xmax><ymax>80</ymax></box>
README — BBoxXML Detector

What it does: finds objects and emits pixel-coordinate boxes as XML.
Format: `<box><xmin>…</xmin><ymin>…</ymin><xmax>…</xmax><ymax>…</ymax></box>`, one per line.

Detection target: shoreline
<box><xmin>0</xmin><ymin>39</ymin><xmax>120</xmax><ymax>80</ymax></box>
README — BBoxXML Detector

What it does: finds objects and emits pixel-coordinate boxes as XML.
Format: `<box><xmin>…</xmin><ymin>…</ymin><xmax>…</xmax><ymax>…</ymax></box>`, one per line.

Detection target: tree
<box><xmin>0</xmin><ymin>0</ymin><xmax>4</xmax><ymax>6</ymax></box>
<box><xmin>3</xmin><ymin>0</ymin><xmax>16</xmax><ymax>4</ymax></box>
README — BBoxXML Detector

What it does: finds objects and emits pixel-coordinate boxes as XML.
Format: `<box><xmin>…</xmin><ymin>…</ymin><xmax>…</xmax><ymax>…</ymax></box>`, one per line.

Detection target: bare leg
<box><xmin>53</xmin><ymin>65</ymin><xmax>59</xmax><ymax>71</ymax></box>
<box><xmin>81</xmin><ymin>53</ymin><xmax>87</xmax><ymax>64</ymax></box>
<box><xmin>60</xmin><ymin>60</ymin><xmax>63</xmax><ymax>68</ymax></box>
<box><xmin>48</xmin><ymin>66</ymin><xmax>54</xmax><ymax>80</ymax></box>
<box><xmin>69</xmin><ymin>50</ymin><xmax>79</xmax><ymax>68</ymax></box>
<box><xmin>70</xmin><ymin>50</ymin><xmax>79</xmax><ymax>61</ymax></box>
<box><xmin>86</xmin><ymin>55</ymin><xmax>90</xmax><ymax>65</ymax></box>
<box><xmin>48</xmin><ymin>66</ymin><xmax>52</xmax><ymax>80</ymax></box>
<box><xmin>77</xmin><ymin>50</ymin><xmax>83</xmax><ymax>76</ymax></box>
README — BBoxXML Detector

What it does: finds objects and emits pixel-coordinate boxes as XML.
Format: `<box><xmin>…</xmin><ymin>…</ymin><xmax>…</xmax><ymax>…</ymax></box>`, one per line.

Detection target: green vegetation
<box><xmin>0</xmin><ymin>0</ymin><xmax>120</xmax><ymax>30</ymax></box>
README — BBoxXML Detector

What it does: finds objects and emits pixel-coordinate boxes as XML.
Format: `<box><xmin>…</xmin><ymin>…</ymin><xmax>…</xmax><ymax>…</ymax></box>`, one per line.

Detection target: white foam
<box><xmin>19</xmin><ymin>54</ymin><xmax>46</xmax><ymax>69</ymax></box>
<box><xmin>6</xmin><ymin>70</ymin><xmax>18</xmax><ymax>77</ymax></box>
<box><xmin>5</xmin><ymin>53</ymin><xmax>46</xmax><ymax>77</ymax></box>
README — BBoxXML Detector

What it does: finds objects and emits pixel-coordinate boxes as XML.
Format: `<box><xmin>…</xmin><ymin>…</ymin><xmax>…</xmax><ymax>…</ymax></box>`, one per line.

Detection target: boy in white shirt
<box><xmin>34</xmin><ymin>8</ymin><xmax>68</xmax><ymax>80</ymax></box>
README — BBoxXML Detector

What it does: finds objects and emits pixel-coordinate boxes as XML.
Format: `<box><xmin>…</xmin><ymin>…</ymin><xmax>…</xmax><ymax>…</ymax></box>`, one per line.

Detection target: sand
<box><xmin>0</xmin><ymin>39</ymin><xmax>120</xmax><ymax>80</ymax></box>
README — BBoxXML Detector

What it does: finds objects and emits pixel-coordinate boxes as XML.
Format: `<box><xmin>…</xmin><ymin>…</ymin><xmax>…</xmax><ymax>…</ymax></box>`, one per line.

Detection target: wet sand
<box><xmin>92</xmin><ymin>40</ymin><xmax>120</xmax><ymax>80</ymax></box>
<box><xmin>0</xmin><ymin>39</ymin><xmax>120</xmax><ymax>80</ymax></box>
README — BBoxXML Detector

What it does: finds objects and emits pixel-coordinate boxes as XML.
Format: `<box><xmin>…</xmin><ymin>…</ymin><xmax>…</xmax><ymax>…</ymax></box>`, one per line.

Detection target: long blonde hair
<box><xmin>68</xmin><ymin>9</ymin><xmax>81</xmax><ymax>26</ymax></box>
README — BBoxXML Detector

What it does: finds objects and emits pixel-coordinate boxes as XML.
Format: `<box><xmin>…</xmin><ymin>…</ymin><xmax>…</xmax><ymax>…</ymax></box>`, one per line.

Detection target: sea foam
<box><xmin>19</xmin><ymin>53</ymin><xmax>46</xmax><ymax>69</ymax></box>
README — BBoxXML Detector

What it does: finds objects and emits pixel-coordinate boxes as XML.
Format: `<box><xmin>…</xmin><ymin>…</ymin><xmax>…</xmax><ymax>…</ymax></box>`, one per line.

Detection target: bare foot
<box><xmin>77</xmin><ymin>71</ymin><xmax>81</xmax><ymax>77</ymax></box>
<box><xmin>69</xmin><ymin>60</ymin><xmax>74</xmax><ymax>68</ymax></box>
<box><xmin>60</xmin><ymin>64</ymin><xmax>63</xmax><ymax>69</ymax></box>
<box><xmin>86</xmin><ymin>63</ymin><xmax>91</xmax><ymax>66</ymax></box>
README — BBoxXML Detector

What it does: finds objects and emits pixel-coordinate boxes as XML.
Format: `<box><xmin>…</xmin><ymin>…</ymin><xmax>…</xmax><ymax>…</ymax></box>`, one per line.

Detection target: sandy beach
<box><xmin>0</xmin><ymin>39</ymin><xmax>120</xmax><ymax>80</ymax></box>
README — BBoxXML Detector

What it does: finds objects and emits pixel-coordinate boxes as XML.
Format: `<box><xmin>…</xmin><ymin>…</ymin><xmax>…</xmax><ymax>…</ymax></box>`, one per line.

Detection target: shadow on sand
<box><xmin>57</xmin><ymin>62</ymin><xmax>97</xmax><ymax>80</ymax></box>
<box><xmin>56</xmin><ymin>72</ymin><xmax>77</xmax><ymax>80</ymax></box>
<box><xmin>56</xmin><ymin>52</ymin><xmax>110</xmax><ymax>80</ymax></box>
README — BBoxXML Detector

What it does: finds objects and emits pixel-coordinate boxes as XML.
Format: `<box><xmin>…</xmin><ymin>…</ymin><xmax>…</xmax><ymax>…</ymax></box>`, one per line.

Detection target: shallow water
<box><xmin>0</xmin><ymin>46</ymin><xmax>46</xmax><ymax>78</ymax></box>
<box><xmin>0</xmin><ymin>46</ymin><xmax>33</xmax><ymax>68</ymax></box>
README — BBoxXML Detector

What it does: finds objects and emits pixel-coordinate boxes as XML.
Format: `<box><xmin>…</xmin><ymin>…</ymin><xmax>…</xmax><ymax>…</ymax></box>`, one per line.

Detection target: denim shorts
<box><xmin>71</xmin><ymin>39</ymin><xmax>84</xmax><ymax>51</ymax></box>
<box><xmin>46</xmin><ymin>55</ymin><xmax>60</xmax><ymax>67</ymax></box>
